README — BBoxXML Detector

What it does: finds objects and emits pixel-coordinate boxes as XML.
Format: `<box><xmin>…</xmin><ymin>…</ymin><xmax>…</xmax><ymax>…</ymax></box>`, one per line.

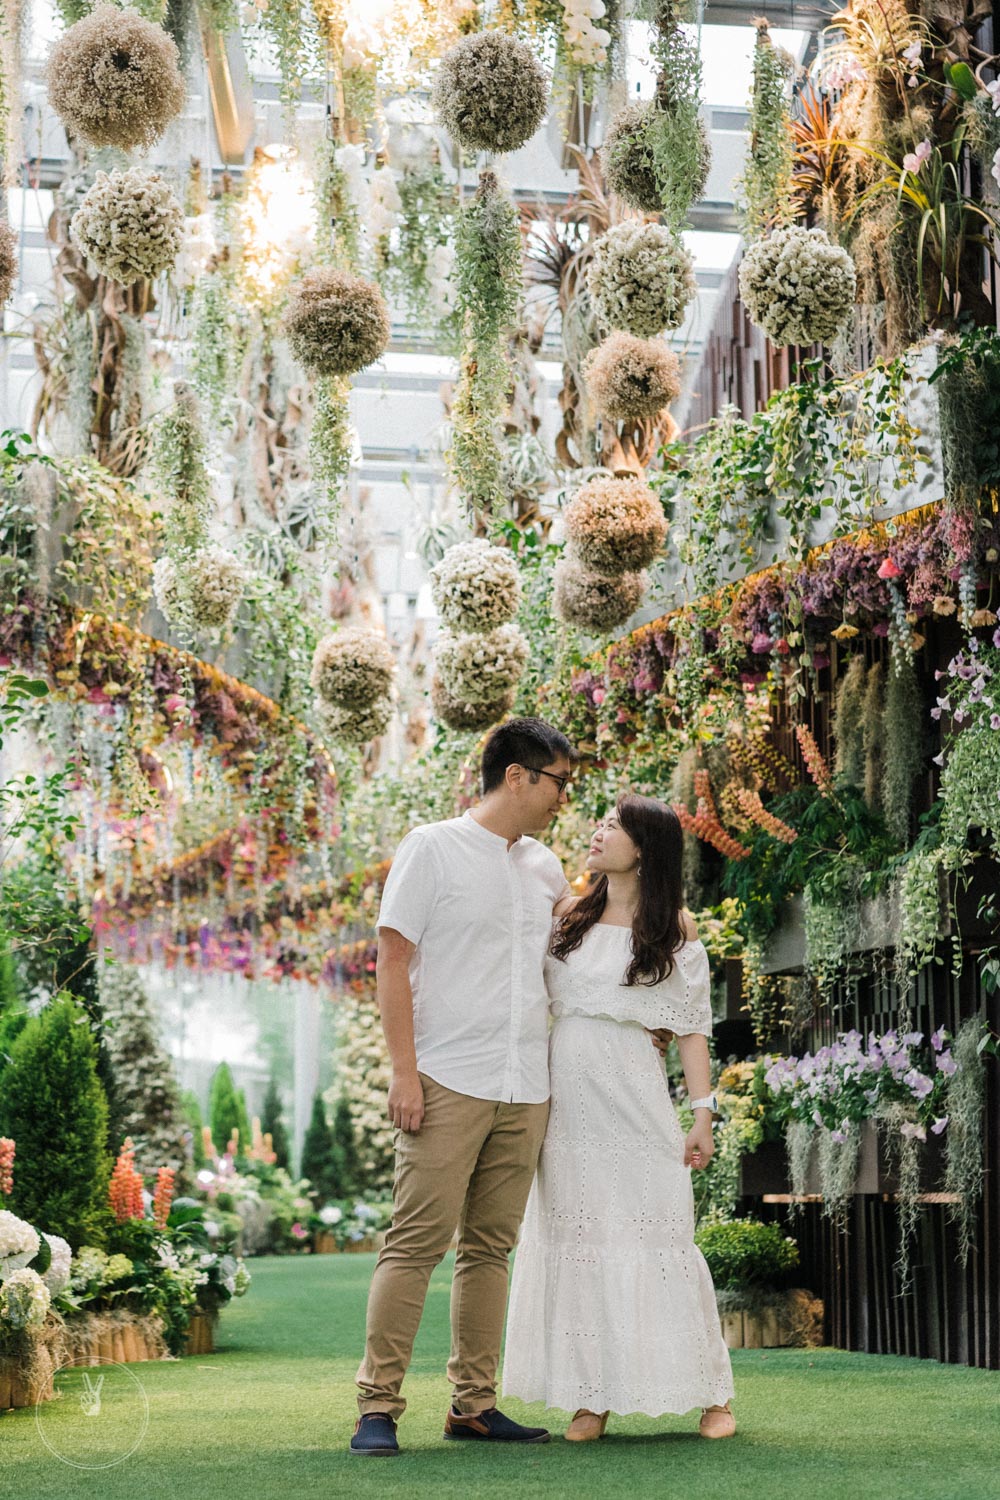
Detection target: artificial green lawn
<box><xmin>2</xmin><ymin>1251</ymin><xmax>997</xmax><ymax>1499</ymax></box>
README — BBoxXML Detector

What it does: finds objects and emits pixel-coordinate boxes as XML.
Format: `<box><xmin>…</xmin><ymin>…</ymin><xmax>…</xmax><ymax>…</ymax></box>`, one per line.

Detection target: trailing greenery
<box><xmin>645</xmin><ymin>0</ymin><xmax>710</xmax><ymax>230</ymax></box>
<box><xmin>862</xmin><ymin>661</ymin><xmax>885</xmax><ymax>810</ymax></box>
<box><xmin>737</xmin><ymin>20</ymin><xmax>796</xmax><ymax>240</ymax></box>
<box><xmin>833</xmin><ymin>652</ymin><xmax>866</xmax><ymax>785</ymax></box>
<box><xmin>928</xmin><ymin>323</ymin><xmax>1000</xmax><ymax>507</ymax></box>
<box><xmin>448</xmin><ymin>170</ymin><xmax>523</xmax><ymax>513</ymax></box>
<box><xmin>942</xmin><ymin>1018</ymin><xmax>986</xmax><ymax>1265</ymax></box>
<box><xmin>881</xmin><ymin>646</ymin><xmax>925</xmax><ymax>845</ymax></box>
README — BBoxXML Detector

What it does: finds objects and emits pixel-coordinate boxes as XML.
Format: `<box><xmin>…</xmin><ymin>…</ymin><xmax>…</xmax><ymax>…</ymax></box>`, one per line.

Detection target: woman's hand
<box><xmin>645</xmin><ymin>1026</ymin><xmax>675</xmax><ymax>1056</ymax></box>
<box><xmin>684</xmin><ymin>1117</ymin><xmax>715</xmax><ymax>1169</ymax></box>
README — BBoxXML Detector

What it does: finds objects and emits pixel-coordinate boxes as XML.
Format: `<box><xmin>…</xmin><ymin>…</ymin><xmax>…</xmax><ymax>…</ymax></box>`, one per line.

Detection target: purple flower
<box><xmin>993</xmin><ymin>626</ymin><xmax>1000</xmax><ymax>648</ymax></box>
<box><xmin>935</xmin><ymin>1050</ymin><xmax>957</xmax><ymax>1076</ymax></box>
<box><xmin>930</xmin><ymin>1028</ymin><xmax>946</xmax><ymax>1052</ymax></box>
<box><xmin>812</xmin><ymin>1109</ymin><xmax>823</xmax><ymax>1127</ymax></box>
<box><xmin>904</xmin><ymin>1068</ymin><xmax>934</xmax><ymax>1099</ymax></box>
<box><xmin>931</xmin><ymin>1116</ymin><xmax>949</xmax><ymax>1135</ymax></box>
<box><xmin>751</xmin><ymin>632</ymin><xmax>775</xmax><ymax>654</ymax></box>
<box><xmin>991</xmin><ymin>714</ymin><xmax>1000</xmax><ymax>730</ymax></box>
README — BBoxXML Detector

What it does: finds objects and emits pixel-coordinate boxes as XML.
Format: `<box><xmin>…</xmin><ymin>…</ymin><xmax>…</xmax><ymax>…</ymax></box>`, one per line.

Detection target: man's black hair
<box><xmin>480</xmin><ymin>717</ymin><xmax>575</xmax><ymax>795</ymax></box>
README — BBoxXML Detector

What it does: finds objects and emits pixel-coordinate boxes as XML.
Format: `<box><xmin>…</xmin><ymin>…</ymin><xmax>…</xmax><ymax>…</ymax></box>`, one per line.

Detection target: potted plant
<box><xmin>694</xmin><ymin>1217</ymin><xmax>822</xmax><ymax>1349</ymax></box>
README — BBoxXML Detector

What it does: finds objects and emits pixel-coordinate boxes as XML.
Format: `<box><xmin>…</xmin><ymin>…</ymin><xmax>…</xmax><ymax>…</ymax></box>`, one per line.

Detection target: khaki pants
<box><xmin>355</xmin><ymin>1072</ymin><xmax>549</xmax><ymax>1420</ymax></box>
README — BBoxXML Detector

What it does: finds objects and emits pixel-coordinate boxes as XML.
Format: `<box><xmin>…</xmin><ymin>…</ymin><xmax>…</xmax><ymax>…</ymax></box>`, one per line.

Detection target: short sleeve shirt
<box><xmin>376</xmin><ymin>810</ymin><xmax>571</xmax><ymax>1103</ymax></box>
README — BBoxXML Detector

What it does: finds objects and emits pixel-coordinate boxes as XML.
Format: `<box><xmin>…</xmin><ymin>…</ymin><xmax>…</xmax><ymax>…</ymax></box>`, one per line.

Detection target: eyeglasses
<box><xmin>528</xmin><ymin>767</ymin><xmax>573</xmax><ymax>795</ymax></box>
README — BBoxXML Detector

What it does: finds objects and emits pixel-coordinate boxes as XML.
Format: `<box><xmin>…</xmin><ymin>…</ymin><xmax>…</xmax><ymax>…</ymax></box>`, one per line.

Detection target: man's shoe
<box><xmin>444</xmin><ymin>1405</ymin><xmax>550</xmax><ymax>1443</ymax></box>
<box><xmin>350</xmin><ymin>1413</ymin><xmax>400</xmax><ymax>1455</ymax></box>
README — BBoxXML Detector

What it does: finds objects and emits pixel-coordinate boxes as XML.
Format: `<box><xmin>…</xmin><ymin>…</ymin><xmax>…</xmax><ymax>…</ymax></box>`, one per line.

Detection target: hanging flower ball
<box><xmin>588</xmin><ymin>221</ymin><xmax>697</xmax><ymax>338</ymax></box>
<box><xmin>316</xmin><ymin>695</ymin><xmax>393</xmax><ymax>748</ymax></box>
<box><xmin>153</xmin><ymin>547</ymin><xmax>246</xmax><ymax>633</ymax></box>
<box><xmin>583</xmin><ymin>331</ymin><xmax>682</xmax><ymax>423</ymax></box>
<box><xmin>553</xmin><ymin>556</ymin><xmax>648</xmax><ymax>633</ymax></box>
<box><xmin>738</xmin><ymin>226</ymin><xmax>857</xmax><ymax>347</ymax></box>
<box><xmin>46</xmin><ymin>4</ymin><xmax>185</xmax><ymax>152</ymax></box>
<box><xmin>429</xmin><ymin>539</ymin><xmax>522</xmax><ymax>633</ymax></box>
<box><xmin>310</xmin><ymin>627</ymin><xmax>396</xmax><ymax>711</ymax></box>
<box><xmin>563</xmin><ymin>474</ymin><xmax>668</xmax><ymax>576</ymax></box>
<box><xmin>601</xmin><ymin>99</ymin><xmax>710</xmax><ymax>215</ymax></box>
<box><xmin>435</xmin><ymin>623</ymin><xmax>529</xmax><ymax>706</ymax></box>
<box><xmin>71</xmin><ymin>168</ymin><xmax>183</xmax><ymax>285</ymax></box>
<box><xmin>0</xmin><ymin>222</ymin><xmax>16</xmax><ymax>306</ymax></box>
<box><xmin>432</xmin><ymin>31</ymin><xmax>549</xmax><ymax>156</ymax></box>
<box><xmin>431</xmin><ymin>675</ymin><xmax>516</xmax><ymax>734</ymax></box>
<box><xmin>283</xmin><ymin>268</ymin><xmax>390</xmax><ymax>378</ymax></box>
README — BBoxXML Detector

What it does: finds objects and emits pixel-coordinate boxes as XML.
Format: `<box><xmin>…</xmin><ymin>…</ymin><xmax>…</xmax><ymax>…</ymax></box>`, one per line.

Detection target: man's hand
<box><xmin>645</xmin><ymin>1026</ymin><xmax>675</xmax><ymax>1056</ymax></box>
<box><xmin>387</xmin><ymin>1069</ymin><xmax>425</xmax><ymax>1134</ymax></box>
<box><xmin>684</xmin><ymin>1117</ymin><xmax>715</xmax><ymax>1169</ymax></box>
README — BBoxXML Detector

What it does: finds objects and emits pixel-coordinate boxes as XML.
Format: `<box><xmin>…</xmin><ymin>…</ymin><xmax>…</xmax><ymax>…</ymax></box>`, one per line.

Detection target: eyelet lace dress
<box><xmin>502</xmin><ymin>925</ymin><xmax>735</xmax><ymax>1417</ymax></box>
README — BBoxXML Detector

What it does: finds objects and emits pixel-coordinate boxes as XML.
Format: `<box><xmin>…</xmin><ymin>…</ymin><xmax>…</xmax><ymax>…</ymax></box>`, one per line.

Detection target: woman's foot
<box><xmin>564</xmin><ymin>1409</ymin><xmax>609</xmax><ymax>1442</ymax></box>
<box><xmin>699</xmin><ymin>1403</ymin><xmax>735</xmax><ymax>1439</ymax></box>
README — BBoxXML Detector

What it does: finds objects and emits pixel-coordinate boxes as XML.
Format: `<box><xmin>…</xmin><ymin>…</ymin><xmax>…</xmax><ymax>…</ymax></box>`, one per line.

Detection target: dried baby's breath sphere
<box><xmin>553</xmin><ymin>556</ymin><xmax>648</xmax><ymax>634</ymax></box>
<box><xmin>588</xmin><ymin>221</ymin><xmax>697</xmax><ymax>338</ymax></box>
<box><xmin>310</xmin><ymin>627</ymin><xmax>396</xmax><ymax>710</ymax></box>
<box><xmin>738</xmin><ymin>226</ymin><xmax>856</xmax><ymax>347</ymax></box>
<box><xmin>435</xmin><ymin>622</ymin><xmax>529</xmax><ymax>706</ymax></box>
<box><xmin>47</xmin><ymin>5</ymin><xmax>185</xmax><ymax>152</ymax></box>
<box><xmin>431</xmin><ymin>675</ymin><xmax>515</xmax><ymax>734</ymax></box>
<box><xmin>429</xmin><ymin>539</ymin><xmax>522</xmax><ymax>633</ymax></box>
<box><xmin>583</xmin><ymin>331</ymin><xmax>681</xmax><ymax>423</ymax></box>
<box><xmin>284</xmin><ymin>268</ymin><xmax>391</xmax><ymax>377</ymax></box>
<box><xmin>317</xmin><ymin>695</ymin><xmax>393</xmax><ymax>747</ymax></box>
<box><xmin>563</xmin><ymin>474</ymin><xmax>667</xmax><ymax>576</ymax></box>
<box><xmin>71</xmin><ymin>168</ymin><xmax>183</xmax><ymax>284</ymax></box>
<box><xmin>601</xmin><ymin>100</ymin><xmax>711</xmax><ymax>215</ymax></box>
<box><xmin>432</xmin><ymin>31</ymin><xmax>549</xmax><ymax>155</ymax></box>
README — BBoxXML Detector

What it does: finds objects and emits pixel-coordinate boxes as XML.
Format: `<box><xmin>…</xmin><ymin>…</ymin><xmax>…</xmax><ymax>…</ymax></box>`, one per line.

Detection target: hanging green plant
<box><xmin>881</xmin><ymin>644</ymin><xmax>925</xmax><ymax>845</ymax></box>
<box><xmin>644</xmin><ymin>1</ymin><xmax>712</xmax><ymax>230</ymax></box>
<box><xmin>736</xmin><ymin>18</ymin><xmax>797</xmax><ymax>240</ymax></box>
<box><xmin>448</xmin><ymin>169</ymin><xmax>523</xmax><ymax>513</ymax></box>
<box><xmin>309</xmin><ymin>374</ymin><xmax>353</xmax><ymax>529</ymax></box>
<box><xmin>148</xmin><ymin>382</ymin><xmax>213</xmax><ymax>559</ymax></box>
<box><xmin>833</xmin><ymin>653</ymin><xmax>866</xmax><ymax>786</ymax></box>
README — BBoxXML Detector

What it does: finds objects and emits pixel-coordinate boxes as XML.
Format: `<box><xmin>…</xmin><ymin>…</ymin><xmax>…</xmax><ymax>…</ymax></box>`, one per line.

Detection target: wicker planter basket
<box><xmin>184</xmin><ymin>1310</ymin><xmax>218</xmax><ymax>1355</ymax></box>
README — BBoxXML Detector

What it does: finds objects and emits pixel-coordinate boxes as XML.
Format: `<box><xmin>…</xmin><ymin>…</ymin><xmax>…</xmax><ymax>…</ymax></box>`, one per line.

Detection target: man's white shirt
<box><xmin>376</xmin><ymin>809</ymin><xmax>571</xmax><ymax>1104</ymax></box>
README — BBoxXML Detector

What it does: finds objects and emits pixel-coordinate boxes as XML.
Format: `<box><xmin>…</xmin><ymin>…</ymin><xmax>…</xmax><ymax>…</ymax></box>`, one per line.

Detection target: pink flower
<box><xmin>291</xmin><ymin>1222</ymin><xmax>307</xmax><ymax>1239</ymax></box>
<box><xmin>592</xmin><ymin>687</ymin><xmax>606</xmax><ymax>706</ymax></box>
<box><xmin>751</xmin><ymin>632</ymin><xmax>774</xmax><ymax>654</ymax></box>
<box><xmin>902</xmin><ymin>139</ymin><xmax>932</xmax><ymax>174</ymax></box>
<box><xmin>877</xmin><ymin>557</ymin><xmax>903</xmax><ymax>579</ymax></box>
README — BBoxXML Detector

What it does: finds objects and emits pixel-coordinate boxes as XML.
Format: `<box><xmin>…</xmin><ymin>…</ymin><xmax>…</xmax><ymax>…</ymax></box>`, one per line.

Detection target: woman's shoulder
<box><xmin>553</xmin><ymin>892</ymin><xmax>581</xmax><ymax>919</ymax></box>
<box><xmin>679</xmin><ymin>908</ymin><xmax>699</xmax><ymax>943</ymax></box>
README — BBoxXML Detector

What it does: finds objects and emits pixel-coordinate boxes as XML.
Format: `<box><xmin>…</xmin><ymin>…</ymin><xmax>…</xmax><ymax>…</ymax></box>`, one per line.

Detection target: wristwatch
<box><xmin>689</xmin><ymin>1093</ymin><xmax>719</xmax><ymax>1113</ymax></box>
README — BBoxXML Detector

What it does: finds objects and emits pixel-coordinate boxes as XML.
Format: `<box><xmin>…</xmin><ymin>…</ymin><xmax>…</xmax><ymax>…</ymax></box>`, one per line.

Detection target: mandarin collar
<box><xmin>462</xmin><ymin>808</ymin><xmax>523</xmax><ymax>848</ymax></box>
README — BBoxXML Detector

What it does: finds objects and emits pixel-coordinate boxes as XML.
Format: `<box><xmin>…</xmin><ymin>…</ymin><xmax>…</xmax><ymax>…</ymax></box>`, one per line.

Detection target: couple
<box><xmin>350</xmin><ymin>717</ymin><xmax>734</xmax><ymax>1455</ymax></box>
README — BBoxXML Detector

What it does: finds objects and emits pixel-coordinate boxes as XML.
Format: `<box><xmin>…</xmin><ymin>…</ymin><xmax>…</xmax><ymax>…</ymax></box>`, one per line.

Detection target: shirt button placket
<box><xmin>505</xmin><ymin>852</ymin><xmax>523</xmax><ymax>1103</ymax></box>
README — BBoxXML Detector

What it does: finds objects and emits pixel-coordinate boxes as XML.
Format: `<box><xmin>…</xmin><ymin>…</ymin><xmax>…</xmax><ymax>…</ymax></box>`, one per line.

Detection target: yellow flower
<box><xmin>931</xmin><ymin>595</ymin><xmax>957</xmax><ymax>616</ymax></box>
<box><xmin>831</xmin><ymin>623</ymin><xmax>859</xmax><ymax>641</ymax></box>
<box><xmin>969</xmin><ymin>608</ymin><xmax>997</xmax><ymax>628</ymax></box>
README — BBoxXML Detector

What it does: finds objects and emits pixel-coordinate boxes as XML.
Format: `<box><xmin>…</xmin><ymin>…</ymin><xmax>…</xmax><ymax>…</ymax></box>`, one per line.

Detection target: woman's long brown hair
<box><xmin>550</xmin><ymin>794</ymin><xmax>686</xmax><ymax>985</ymax></box>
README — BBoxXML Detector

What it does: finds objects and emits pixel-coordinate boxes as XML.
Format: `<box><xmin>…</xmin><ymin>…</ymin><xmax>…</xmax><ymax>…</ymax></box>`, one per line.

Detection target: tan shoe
<box><xmin>699</xmin><ymin>1402</ymin><xmax>735</xmax><ymax>1439</ymax></box>
<box><xmin>564</xmin><ymin>1409</ymin><xmax>609</xmax><ymax>1442</ymax></box>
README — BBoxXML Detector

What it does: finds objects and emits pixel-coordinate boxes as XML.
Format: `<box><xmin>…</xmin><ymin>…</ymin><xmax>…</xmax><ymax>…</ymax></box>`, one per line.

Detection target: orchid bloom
<box><xmin>901</xmin><ymin>139</ymin><xmax>932</xmax><ymax>175</ymax></box>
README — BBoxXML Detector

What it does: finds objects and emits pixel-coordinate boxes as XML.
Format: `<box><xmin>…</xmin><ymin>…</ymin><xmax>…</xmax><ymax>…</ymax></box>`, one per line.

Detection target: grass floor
<box><xmin>1</xmin><ymin>1251</ymin><xmax>997</xmax><ymax>1500</ymax></box>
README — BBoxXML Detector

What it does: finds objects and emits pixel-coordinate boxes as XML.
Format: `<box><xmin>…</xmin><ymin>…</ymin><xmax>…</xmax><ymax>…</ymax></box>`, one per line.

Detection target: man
<box><xmin>350</xmin><ymin>717</ymin><xmax>574</xmax><ymax>1456</ymax></box>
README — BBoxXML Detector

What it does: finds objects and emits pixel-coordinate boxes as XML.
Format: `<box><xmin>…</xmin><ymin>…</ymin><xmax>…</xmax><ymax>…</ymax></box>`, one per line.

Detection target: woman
<box><xmin>503</xmin><ymin>794</ymin><xmax>735</xmax><ymax>1440</ymax></box>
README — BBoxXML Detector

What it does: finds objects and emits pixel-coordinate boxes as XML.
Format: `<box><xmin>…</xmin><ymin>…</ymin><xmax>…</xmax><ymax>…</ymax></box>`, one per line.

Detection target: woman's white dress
<box><xmin>502</xmin><ymin>924</ymin><xmax>735</xmax><ymax>1417</ymax></box>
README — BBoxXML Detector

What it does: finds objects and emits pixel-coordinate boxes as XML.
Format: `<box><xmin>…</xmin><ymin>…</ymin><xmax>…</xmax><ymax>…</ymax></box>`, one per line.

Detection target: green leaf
<box><xmin>946</xmin><ymin>62</ymin><xmax>976</xmax><ymax>100</ymax></box>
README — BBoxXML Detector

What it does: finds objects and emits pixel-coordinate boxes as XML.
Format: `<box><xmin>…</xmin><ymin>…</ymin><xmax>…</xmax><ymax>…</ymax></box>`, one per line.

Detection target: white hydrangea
<box><xmin>436</xmin><ymin>623</ymin><xmax>529</xmax><ymax>706</ymax></box>
<box><xmin>0</xmin><ymin>1267</ymin><xmax>50</xmax><ymax>1329</ymax></box>
<box><xmin>429</xmin><ymin>540</ymin><xmax>522</xmax><ymax>633</ymax></box>
<box><xmin>319</xmin><ymin>1204</ymin><xmax>343</xmax><ymax>1226</ymax></box>
<box><xmin>738</xmin><ymin>226</ymin><xmax>857</xmax><ymax>347</ymax></box>
<box><xmin>0</xmin><ymin>1210</ymin><xmax>40</xmax><ymax>1278</ymax></box>
<box><xmin>41</xmin><ymin>1233</ymin><xmax>73</xmax><ymax>1298</ymax></box>
<box><xmin>588</xmin><ymin>221</ymin><xmax>697</xmax><ymax>337</ymax></box>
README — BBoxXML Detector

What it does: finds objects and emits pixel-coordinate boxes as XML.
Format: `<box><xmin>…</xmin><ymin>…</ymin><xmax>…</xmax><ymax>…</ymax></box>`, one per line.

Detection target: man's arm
<box><xmin>376</xmin><ymin>926</ymin><xmax>425</xmax><ymax>1134</ymax></box>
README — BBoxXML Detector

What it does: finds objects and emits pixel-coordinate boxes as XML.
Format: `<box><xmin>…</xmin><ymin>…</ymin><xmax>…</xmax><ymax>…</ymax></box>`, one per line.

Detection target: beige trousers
<box><xmin>355</xmin><ymin>1072</ymin><xmax>549</xmax><ymax>1420</ymax></box>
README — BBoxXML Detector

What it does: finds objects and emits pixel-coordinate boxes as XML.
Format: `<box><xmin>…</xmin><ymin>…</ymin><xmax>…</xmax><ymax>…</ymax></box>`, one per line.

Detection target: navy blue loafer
<box><xmin>350</xmin><ymin>1412</ymin><xmax>400</xmax><ymax>1456</ymax></box>
<box><xmin>444</xmin><ymin>1406</ymin><xmax>550</xmax><ymax>1443</ymax></box>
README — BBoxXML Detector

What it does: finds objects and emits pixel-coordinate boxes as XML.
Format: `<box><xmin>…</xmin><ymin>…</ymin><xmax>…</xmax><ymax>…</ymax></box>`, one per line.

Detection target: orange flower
<box><xmin>795</xmin><ymin>723</ymin><xmax>833</xmax><ymax>795</ymax></box>
<box><xmin>0</xmin><ymin>1137</ymin><xmax>14</xmax><ymax>1198</ymax></box>
<box><xmin>734</xmin><ymin>787</ymin><xmax>797</xmax><ymax>843</ymax></box>
<box><xmin>153</xmin><ymin>1166</ymin><xmax>175</xmax><ymax>1230</ymax></box>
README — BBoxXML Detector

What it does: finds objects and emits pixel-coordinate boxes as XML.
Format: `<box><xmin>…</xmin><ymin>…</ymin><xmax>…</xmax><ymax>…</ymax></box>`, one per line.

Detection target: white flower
<box><xmin>41</xmin><ymin>1234</ymin><xmax>73</xmax><ymax>1297</ymax></box>
<box><xmin>154</xmin><ymin>546</ymin><xmax>246</xmax><ymax>634</ymax></box>
<box><xmin>368</xmin><ymin>169</ymin><xmax>402</xmax><ymax>243</ymax></box>
<box><xmin>319</xmin><ymin>1205</ymin><xmax>343</xmax><ymax>1226</ymax></box>
<box><xmin>0</xmin><ymin>1210</ymin><xmax>40</xmax><ymax>1278</ymax></box>
<box><xmin>992</xmin><ymin>146</ymin><xmax>1000</xmax><ymax>191</ymax></box>
<box><xmin>987</xmin><ymin>79</ymin><xmax>1000</xmax><ymax>115</ymax></box>
<box><xmin>173</xmin><ymin>212</ymin><xmax>218</xmax><ymax>289</ymax></box>
<box><xmin>155</xmin><ymin>1243</ymin><xmax>181</xmax><ymax>1273</ymax></box>
<box><xmin>0</xmin><ymin>1267</ymin><xmax>50</xmax><ymax>1328</ymax></box>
